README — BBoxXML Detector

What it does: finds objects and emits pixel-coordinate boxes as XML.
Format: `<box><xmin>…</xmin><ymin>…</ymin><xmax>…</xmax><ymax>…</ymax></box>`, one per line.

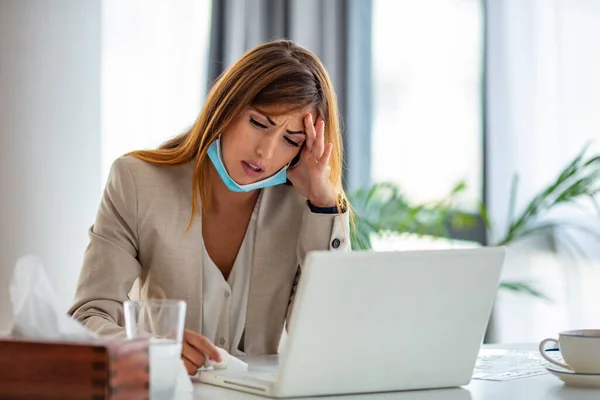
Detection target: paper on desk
<box><xmin>473</xmin><ymin>348</ymin><xmax>563</xmax><ymax>381</ymax></box>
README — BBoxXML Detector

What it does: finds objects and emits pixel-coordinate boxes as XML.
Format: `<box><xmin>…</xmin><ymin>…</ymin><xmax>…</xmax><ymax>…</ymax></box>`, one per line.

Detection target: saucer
<box><xmin>546</xmin><ymin>365</ymin><xmax>600</xmax><ymax>388</ymax></box>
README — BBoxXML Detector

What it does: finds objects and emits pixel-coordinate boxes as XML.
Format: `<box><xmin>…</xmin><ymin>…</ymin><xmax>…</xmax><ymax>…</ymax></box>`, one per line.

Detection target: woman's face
<box><xmin>220</xmin><ymin>105</ymin><xmax>315</xmax><ymax>184</ymax></box>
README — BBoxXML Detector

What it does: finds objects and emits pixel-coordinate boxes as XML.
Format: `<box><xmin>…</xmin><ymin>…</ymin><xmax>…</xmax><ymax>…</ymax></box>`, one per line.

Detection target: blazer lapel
<box><xmin>177</xmin><ymin>162</ymin><xmax>204</xmax><ymax>334</ymax></box>
<box><xmin>245</xmin><ymin>188</ymin><xmax>273</xmax><ymax>354</ymax></box>
<box><xmin>183</xmin><ymin>212</ymin><xmax>204</xmax><ymax>334</ymax></box>
<box><xmin>244</xmin><ymin>187</ymin><xmax>303</xmax><ymax>355</ymax></box>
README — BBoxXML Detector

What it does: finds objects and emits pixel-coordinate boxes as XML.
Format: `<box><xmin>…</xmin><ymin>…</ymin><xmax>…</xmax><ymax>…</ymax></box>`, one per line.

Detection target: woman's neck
<box><xmin>207</xmin><ymin>163</ymin><xmax>260</xmax><ymax>214</ymax></box>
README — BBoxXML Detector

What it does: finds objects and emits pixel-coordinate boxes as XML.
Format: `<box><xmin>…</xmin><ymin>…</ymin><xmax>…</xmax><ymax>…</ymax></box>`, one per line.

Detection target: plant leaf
<box><xmin>497</xmin><ymin>146</ymin><xmax>600</xmax><ymax>246</ymax></box>
<box><xmin>508</xmin><ymin>174</ymin><xmax>519</xmax><ymax>227</ymax></box>
<box><xmin>499</xmin><ymin>281</ymin><xmax>552</xmax><ymax>301</ymax></box>
<box><xmin>348</xmin><ymin>180</ymin><xmax>472</xmax><ymax>249</ymax></box>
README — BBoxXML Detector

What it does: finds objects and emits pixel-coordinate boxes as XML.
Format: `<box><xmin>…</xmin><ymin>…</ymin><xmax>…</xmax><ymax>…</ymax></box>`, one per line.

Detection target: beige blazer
<box><xmin>68</xmin><ymin>156</ymin><xmax>350</xmax><ymax>355</ymax></box>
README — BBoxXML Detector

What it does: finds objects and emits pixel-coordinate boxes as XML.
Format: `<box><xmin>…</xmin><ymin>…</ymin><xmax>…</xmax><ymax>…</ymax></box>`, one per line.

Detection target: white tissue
<box><xmin>8</xmin><ymin>255</ymin><xmax>96</xmax><ymax>339</ymax></box>
<box><xmin>6</xmin><ymin>255</ymin><xmax>193</xmax><ymax>394</ymax></box>
<box><xmin>202</xmin><ymin>347</ymin><xmax>249</xmax><ymax>371</ymax></box>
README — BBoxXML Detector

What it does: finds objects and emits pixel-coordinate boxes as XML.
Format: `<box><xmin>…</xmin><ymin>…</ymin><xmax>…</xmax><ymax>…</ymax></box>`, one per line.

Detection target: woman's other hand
<box><xmin>181</xmin><ymin>329</ymin><xmax>222</xmax><ymax>375</ymax></box>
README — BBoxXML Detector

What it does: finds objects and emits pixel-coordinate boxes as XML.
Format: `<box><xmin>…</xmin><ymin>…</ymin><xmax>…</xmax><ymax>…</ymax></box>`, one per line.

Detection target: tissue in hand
<box><xmin>8</xmin><ymin>255</ymin><xmax>96</xmax><ymax>340</ymax></box>
<box><xmin>203</xmin><ymin>347</ymin><xmax>249</xmax><ymax>371</ymax></box>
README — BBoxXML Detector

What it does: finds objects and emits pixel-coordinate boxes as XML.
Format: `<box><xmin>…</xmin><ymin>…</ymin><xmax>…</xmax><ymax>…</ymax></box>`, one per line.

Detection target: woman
<box><xmin>68</xmin><ymin>40</ymin><xmax>350</xmax><ymax>375</ymax></box>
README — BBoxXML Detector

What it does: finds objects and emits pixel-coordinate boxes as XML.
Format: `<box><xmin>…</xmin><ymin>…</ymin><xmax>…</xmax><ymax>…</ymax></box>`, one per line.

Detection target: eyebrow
<box><xmin>252</xmin><ymin>107</ymin><xmax>306</xmax><ymax>135</ymax></box>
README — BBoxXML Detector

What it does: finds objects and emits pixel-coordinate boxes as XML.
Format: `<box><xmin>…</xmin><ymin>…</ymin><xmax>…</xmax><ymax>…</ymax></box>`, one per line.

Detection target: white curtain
<box><xmin>101</xmin><ymin>0</ymin><xmax>212</xmax><ymax>182</ymax></box>
<box><xmin>487</xmin><ymin>0</ymin><xmax>600</xmax><ymax>342</ymax></box>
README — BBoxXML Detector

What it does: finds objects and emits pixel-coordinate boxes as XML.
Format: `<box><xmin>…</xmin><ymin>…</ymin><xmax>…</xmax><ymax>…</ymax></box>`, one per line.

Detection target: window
<box><xmin>371</xmin><ymin>0</ymin><xmax>484</xmax><ymax>212</ymax></box>
<box><xmin>101</xmin><ymin>0</ymin><xmax>212</xmax><ymax>181</ymax></box>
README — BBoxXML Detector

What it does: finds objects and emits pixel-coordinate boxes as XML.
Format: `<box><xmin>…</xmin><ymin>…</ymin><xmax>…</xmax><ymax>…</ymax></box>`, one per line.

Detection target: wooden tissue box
<box><xmin>0</xmin><ymin>337</ymin><xmax>149</xmax><ymax>400</ymax></box>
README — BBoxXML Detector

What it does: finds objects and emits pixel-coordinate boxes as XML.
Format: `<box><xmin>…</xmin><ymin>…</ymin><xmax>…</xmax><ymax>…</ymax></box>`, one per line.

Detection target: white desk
<box><xmin>188</xmin><ymin>344</ymin><xmax>600</xmax><ymax>400</ymax></box>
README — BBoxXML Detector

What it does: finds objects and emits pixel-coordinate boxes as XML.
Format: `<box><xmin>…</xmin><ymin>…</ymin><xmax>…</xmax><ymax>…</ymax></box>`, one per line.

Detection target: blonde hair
<box><xmin>127</xmin><ymin>39</ymin><xmax>348</xmax><ymax>227</ymax></box>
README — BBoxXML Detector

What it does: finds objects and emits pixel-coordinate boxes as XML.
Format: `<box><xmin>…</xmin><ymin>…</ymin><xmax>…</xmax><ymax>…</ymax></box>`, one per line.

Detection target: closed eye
<box><xmin>284</xmin><ymin>137</ymin><xmax>301</xmax><ymax>148</ymax></box>
<box><xmin>250</xmin><ymin>117</ymin><xmax>268</xmax><ymax>129</ymax></box>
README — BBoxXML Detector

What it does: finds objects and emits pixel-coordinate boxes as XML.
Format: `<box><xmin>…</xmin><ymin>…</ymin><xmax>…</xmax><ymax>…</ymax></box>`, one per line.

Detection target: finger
<box><xmin>184</xmin><ymin>329</ymin><xmax>222</xmax><ymax>362</ymax></box>
<box><xmin>304</xmin><ymin>114</ymin><xmax>316</xmax><ymax>151</ymax></box>
<box><xmin>187</xmin><ymin>335</ymin><xmax>221</xmax><ymax>362</ymax></box>
<box><xmin>182</xmin><ymin>339</ymin><xmax>206</xmax><ymax>368</ymax></box>
<box><xmin>312</xmin><ymin>118</ymin><xmax>326</xmax><ymax>161</ymax></box>
<box><xmin>183</xmin><ymin>356</ymin><xmax>198</xmax><ymax>376</ymax></box>
<box><xmin>318</xmin><ymin>143</ymin><xmax>333</xmax><ymax>171</ymax></box>
<box><xmin>300</xmin><ymin>141</ymin><xmax>312</xmax><ymax>161</ymax></box>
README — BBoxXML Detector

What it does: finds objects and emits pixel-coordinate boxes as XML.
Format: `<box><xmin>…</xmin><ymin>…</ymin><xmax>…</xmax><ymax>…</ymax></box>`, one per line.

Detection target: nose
<box><xmin>256</xmin><ymin>134</ymin><xmax>278</xmax><ymax>160</ymax></box>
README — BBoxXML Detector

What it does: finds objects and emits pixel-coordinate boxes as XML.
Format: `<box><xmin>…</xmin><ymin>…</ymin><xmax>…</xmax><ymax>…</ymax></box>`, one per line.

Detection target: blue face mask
<box><xmin>207</xmin><ymin>137</ymin><xmax>290</xmax><ymax>192</ymax></box>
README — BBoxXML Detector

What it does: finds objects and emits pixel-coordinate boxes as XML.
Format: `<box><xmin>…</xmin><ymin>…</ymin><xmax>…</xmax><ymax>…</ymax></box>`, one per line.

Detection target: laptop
<box><xmin>197</xmin><ymin>247</ymin><xmax>505</xmax><ymax>398</ymax></box>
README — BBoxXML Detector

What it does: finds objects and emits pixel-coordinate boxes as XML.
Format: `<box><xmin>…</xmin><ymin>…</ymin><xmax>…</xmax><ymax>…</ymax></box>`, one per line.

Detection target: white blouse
<box><xmin>201</xmin><ymin>198</ymin><xmax>260</xmax><ymax>356</ymax></box>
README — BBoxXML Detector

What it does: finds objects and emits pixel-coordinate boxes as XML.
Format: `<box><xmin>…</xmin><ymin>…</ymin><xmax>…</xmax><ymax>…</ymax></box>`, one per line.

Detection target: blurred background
<box><xmin>2</xmin><ymin>0</ymin><xmax>600</xmax><ymax>344</ymax></box>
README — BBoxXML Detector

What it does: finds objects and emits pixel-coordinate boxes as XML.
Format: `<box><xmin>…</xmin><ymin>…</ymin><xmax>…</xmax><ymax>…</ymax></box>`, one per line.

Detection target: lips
<box><xmin>241</xmin><ymin>161</ymin><xmax>265</xmax><ymax>178</ymax></box>
<box><xmin>243</xmin><ymin>161</ymin><xmax>263</xmax><ymax>172</ymax></box>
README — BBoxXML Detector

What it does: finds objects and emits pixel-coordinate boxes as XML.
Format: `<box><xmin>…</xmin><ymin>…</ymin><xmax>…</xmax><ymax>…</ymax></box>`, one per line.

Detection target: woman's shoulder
<box><xmin>107</xmin><ymin>156</ymin><xmax>194</xmax><ymax>200</ymax></box>
<box><xmin>111</xmin><ymin>155</ymin><xmax>193</xmax><ymax>182</ymax></box>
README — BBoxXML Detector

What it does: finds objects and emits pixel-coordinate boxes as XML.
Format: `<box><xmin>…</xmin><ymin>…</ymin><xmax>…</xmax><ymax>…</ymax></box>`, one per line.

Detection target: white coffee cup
<box><xmin>539</xmin><ymin>329</ymin><xmax>600</xmax><ymax>374</ymax></box>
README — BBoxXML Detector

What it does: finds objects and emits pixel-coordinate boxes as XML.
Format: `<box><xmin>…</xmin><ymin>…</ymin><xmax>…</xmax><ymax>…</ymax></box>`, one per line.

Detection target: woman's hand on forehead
<box><xmin>286</xmin><ymin>113</ymin><xmax>337</xmax><ymax>208</ymax></box>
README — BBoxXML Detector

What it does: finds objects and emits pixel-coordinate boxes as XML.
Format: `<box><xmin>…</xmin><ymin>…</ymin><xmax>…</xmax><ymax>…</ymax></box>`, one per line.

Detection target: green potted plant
<box><xmin>349</xmin><ymin>145</ymin><xmax>600</xmax><ymax>300</ymax></box>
